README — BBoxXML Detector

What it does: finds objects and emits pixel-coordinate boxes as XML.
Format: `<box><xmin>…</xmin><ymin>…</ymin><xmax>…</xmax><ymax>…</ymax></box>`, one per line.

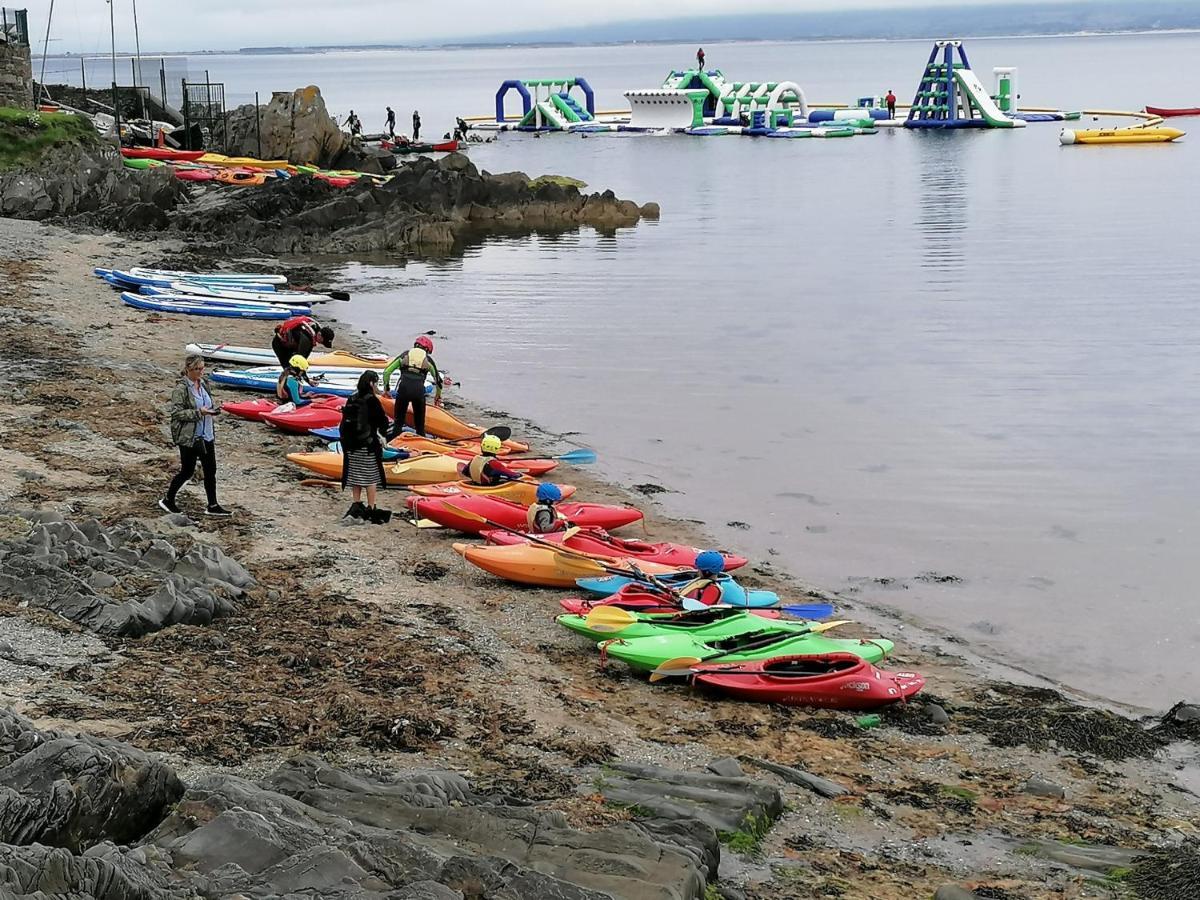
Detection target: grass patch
<box><xmin>0</xmin><ymin>107</ymin><xmax>98</xmax><ymax>169</ymax></box>
<box><xmin>939</xmin><ymin>785</ymin><xmax>978</xmax><ymax>805</ymax></box>
<box><xmin>720</xmin><ymin>811</ymin><xmax>771</xmax><ymax>855</ymax></box>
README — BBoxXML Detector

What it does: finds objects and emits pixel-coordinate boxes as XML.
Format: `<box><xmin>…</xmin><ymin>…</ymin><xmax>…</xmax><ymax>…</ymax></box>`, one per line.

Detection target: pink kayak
<box><xmin>559</xmin><ymin>594</ymin><xmax>782</xmax><ymax>619</ymax></box>
<box><xmin>692</xmin><ymin>653</ymin><xmax>925</xmax><ymax>709</ymax></box>
<box><xmin>223</xmin><ymin>398</ymin><xmax>283</xmax><ymax>422</ymax></box>
<box><xmin>482</xmin><ymin>528</ymin><xmax>747</xmax><ymax>570</ymax></box>
<box><xmin>407</xmin><ymin>493</ymin><xmax>643</xmax><ymax>535</ymax></box>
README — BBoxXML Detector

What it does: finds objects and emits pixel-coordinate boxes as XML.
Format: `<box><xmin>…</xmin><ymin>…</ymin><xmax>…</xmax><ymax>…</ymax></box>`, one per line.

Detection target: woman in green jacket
<box><xmin>160</xmin><ymin>354</ymin><xmax>230</xmax><ymax>517</ymax></box>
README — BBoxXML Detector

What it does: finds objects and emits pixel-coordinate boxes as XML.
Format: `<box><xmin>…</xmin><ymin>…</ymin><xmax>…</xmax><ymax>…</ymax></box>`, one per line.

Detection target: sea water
<box><xmin>200</xmin><ymin>34</ymin><xmax>1200</xmax><ymax>709</ymax></box>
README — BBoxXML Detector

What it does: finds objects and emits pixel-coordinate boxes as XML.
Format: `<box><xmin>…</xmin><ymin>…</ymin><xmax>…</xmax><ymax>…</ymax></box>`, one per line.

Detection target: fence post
<box><xmin>80</xmin><ymin>57</ymin><xmax>86</xmax><ymax>93</ymax></box>
<box><xmin>182</xmin><ymin>79</ymin><xmax>190</xmax><ymax>150</ymax></box>
<box><xmin>255</xmin><ymin>91</ymin><xmax>261</xmax><ymax>159</ymax></box>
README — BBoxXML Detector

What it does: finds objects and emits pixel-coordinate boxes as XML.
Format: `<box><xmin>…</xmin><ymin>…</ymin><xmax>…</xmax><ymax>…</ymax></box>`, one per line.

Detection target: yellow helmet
<box><xmin>289</xmin><ymin>354</ymin><xmax>310</xmax><ymax>372</ymax></box>
<box><xmin>481</xmin><ymin>434</ymin><xmax>503</xmax><ymax>454</ymax></box>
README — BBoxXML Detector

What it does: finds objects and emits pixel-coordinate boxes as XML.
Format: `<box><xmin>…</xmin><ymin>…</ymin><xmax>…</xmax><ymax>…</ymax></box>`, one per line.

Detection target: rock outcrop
<box><xmin>219</xmin><ymin>85</ymin><xmax>348</xmax><ymax>166</ymax></box>
<box><xmin>0</xmin><ymin>146</ymin><xmax>184</xmax><ymax>226</ymax></box>
<box><xmin>0</xmin><ymin>512</ymin><xmax>253</xmax><ymax>637</ymax></box>
<box><xmin>0</xmin><ymin>715</ymin><xmax>710</xmax><ymax>900</ymax></box>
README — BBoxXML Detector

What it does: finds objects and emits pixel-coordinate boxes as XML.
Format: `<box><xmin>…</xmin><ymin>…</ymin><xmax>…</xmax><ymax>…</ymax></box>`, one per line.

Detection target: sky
<box><xmin>35</xmin><ymin>0</ymin><xmax>1066</xmax><ymax>55</ymax></box>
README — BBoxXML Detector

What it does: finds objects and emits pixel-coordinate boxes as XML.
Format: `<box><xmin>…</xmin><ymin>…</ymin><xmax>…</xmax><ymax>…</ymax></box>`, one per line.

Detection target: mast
<box><xmin>38</xmin><ymin>0</ymin><xmax>54</xmax><ymax>103</ymax></box>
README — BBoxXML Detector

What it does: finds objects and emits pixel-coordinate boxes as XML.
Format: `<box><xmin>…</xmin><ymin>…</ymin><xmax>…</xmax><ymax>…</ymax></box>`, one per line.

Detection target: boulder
<box><xmin>220</xmin><ymin>85</ymin><xmax>348</xmax><ymax>166</ymax></box>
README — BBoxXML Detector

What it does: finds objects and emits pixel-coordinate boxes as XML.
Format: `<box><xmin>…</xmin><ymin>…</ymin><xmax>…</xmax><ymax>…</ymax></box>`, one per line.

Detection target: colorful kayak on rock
<box><xmin>558</xmin><ymin>592</ymin><xmax>784</xmax><ymax>619</ymax></box>
<box><xmin>557</xmin><ymin>606</ymin><xmax>794</xmax><ymax>642</ymax></box>
<box><xmin>453</xmin><ymin>541</ymin><xmax>677</xmax><ymax>589</ymax></box>
<box><xmin>261</xmin><ymin>397</ymin><xmax>348</xmax><ymax>433</ymax></box>
<box><xmin>409</xmin><ymin>480</ymin><xmax>574</xmax><ymax>502</ymax></box>
<box><xmin>691</xmin><ymin>653</ymin><xmax>925</xmax><ymax>709</ymax></box>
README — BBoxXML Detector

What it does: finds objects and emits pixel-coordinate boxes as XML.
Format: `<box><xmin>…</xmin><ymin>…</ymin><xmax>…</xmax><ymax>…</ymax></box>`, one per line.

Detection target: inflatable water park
<box><xmin>464</xmin><ymin>40</ymin><xmax>1185</xmax><ymax>146</ymax></box>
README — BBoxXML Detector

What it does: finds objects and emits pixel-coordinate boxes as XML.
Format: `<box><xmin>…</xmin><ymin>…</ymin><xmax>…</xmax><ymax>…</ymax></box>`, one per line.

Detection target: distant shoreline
<box><xmin>44</xmin><ymin>27</ymin><xmax>1200</xmax><ymax>61</ymax></box>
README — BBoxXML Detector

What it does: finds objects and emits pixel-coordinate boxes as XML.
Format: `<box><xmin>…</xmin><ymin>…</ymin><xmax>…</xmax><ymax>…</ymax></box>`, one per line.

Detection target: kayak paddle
<box><xmin>449</xmin><ymin>425</ymin><xmax>513</xmax><ymax>444</ymax></box>
<box><xmin>648</xmin><ymin>621</ymin><xmax>851</xmax><ymax>683</ymax></box>
<box><xmin>505</xmin><ymin>448</ymin><xmax>597</xmax><ymax>465</ymax></box>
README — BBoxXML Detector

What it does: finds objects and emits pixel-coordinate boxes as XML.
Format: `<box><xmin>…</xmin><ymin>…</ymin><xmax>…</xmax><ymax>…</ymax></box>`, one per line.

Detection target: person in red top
<box><xmin>885</xmin><ymin>90</ymin><xmax>897</xmax><ymax>118</ymax></box>
<box><xmin>272</xmin><ymin>315</ymin><xmax>335</xmax><ymax>369</ymax></box>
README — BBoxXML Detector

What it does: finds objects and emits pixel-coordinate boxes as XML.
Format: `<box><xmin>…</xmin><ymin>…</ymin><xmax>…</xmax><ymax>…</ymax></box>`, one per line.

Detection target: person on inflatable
<box><xmin>384</xmin><ymin>335</ymin><xmax>442</xmax><ymax>439</ymax></box>
<box><xmin>275</xmin><ymin>356</ymin><xmax>319</xmax><ymax>408</ymax></box>
<box><xmin>696</xmin><ymin>47</ymin><xmax>705</xmax><ymax>70</ymax></box>
<box><xmin>273</xmin><ymin>314</ymin><xmax>335</xmax><ymax>374</ymax></box>
<box><xmin>527</xmin><ymin>482</ymin><xmax>569</xmax><ymax>534</ymax></box>
<box><xmin>460</xmin><ymin>434</ymin><xmax>520</xmax><ymax>486</ymax></box>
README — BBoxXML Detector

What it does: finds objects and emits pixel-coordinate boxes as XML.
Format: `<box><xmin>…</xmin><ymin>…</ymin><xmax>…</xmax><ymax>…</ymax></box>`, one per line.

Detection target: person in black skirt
<box><xmin>339</xmin><ymin>370</ymin><xmax>390</xmax><ymax>522</ymax></box>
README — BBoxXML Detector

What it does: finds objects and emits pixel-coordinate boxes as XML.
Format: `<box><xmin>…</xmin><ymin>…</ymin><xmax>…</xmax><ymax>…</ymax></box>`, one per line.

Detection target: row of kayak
<box><xmin>120</xmin><ymin>148</ymin><xmax>393</xmax><ymax>189</ymax></box>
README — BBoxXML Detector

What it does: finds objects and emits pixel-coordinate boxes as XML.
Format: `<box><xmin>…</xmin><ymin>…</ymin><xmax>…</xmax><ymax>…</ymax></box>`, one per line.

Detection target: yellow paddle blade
<box><xmin>413</xmin><ymin>518</ymin><xmax>443</xmax><ymax>529</ymax></box>
<box><xmin>810</xmin><ymin>620</ymin><xmax>852</xmax><ymax>632</ymax></box>
<box><xmin>649</xmin><ymin>657</ymin><xmax>703</xmax><ymax>683</ymax></box>
<box><xmin>561</xmin><ymin>525</ymin><xmax>582</xmax><ymax>541</ymax></box>
<box><xmin>584</xmin><ymin>606</ymin><xmax>638</xmax><ymax>633</ymax></box>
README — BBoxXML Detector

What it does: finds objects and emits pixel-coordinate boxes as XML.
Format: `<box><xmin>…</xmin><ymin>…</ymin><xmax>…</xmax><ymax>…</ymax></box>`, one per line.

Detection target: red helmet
<box><xmin>414</xmin><ymin>335</ymin><xmax>434</xmax><ymax>353</ymax></box>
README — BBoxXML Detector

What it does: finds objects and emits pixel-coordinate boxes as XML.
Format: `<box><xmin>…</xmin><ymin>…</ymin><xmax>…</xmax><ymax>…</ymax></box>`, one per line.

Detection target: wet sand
<box><xmin>1</xmin><ymin>218</ymin><xmax>1198</xmax><ymax>898</ymax></box>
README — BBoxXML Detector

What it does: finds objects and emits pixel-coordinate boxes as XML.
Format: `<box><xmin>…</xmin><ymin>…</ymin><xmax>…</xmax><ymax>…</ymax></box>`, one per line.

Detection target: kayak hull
<box><xmin>482</xmin><ymin>529</ymin><xmax>747</xmax><ymax>571</ymax></box>
<box><xmin>454</xmin><ymin>542</ymin><xmax>676</xmax><ymax>588</ymax></box>
<box><xmin>187</xmin><ymin>343</ymin><xmax>388</xmax><ymax>368</ymax></box>
<box><xmin>288</xmin><ymin>451</ymin><xmax>473</xmax><ymax>485</ymax></box>
<box><xmin>378</xmin><ymin>397</ymin><xmax>528</xmax><ymax>451</ymax></box>
<box><xmin>408</xmin><ymin>494</ymin><xmax>642</xmax><ymax>534</ymax></box>
<box><xmin>557</xmin><ymin>607</ymin><xmax>798</xmax><ymax>642</ymax></box>
<box><xmin>604</xmin><ymin>630</ymin><xmax>894</xmax><ymax>674</ymax></box>
<box><xmin>692</xmin><ymin>653</ymin><xmax>924</xmax><ymax>709</ymax></box>
<box><xmin>576</xmin><ymin>573</ymin><xmax>779</xmax><ymax>608</ymax></box>
<box><xmin>559</xmin><ymin>593</ymin><xmax>783</xmax><ymax>619</ymax></box>
<box><xmin>261</xmin><ymin>397</ymin><xmax>347</xmax><ymax>433</ymax></box>
<box><xmin>223</xmin><ymin>398</ymin><xmax>282</xmax><ymax>422</ymax></box>
<box><xmin>1145</xmin><ymin>106</ymin><xmax>1200</xmax><ymax>118</ymax></box>
<box><xmin>410</xmin><ymin>480</ymin><xmax>576</xmax><ymax>503</ymax></box>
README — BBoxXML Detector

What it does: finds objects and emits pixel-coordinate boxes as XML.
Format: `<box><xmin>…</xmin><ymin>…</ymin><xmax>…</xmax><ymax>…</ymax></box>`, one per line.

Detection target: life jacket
<box><xmin>466</xmin><ymin>454</ymin><xmax>499</xmax><ymax>486</ymax></box>
<box><xmin>275</xmin><ymin>370</ymin><xmax>291</xmax><ymax>401</ymax></box>
<box><xmin>401</xmin><ymin>347</ymin><xmax>428</xmax><ymax>374</ymax></box>
<box><xmin>676</xmin><ymin>576</ymin><xmax>722</xmax><ymax>604</ymax></box>
<box><xmin>526</xmin><ymin>501</ymin><xmax>567</xmax><ymax>534</ymax></box>
<box><xmin>275</xmin><ymin>315</ymin><xmax>317</xmax><ymax>343</ymax></box>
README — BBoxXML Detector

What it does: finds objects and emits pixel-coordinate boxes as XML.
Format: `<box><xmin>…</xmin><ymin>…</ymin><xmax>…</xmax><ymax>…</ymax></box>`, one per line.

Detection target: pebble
<box><xmin>934</xmin><ymin>887</ymin><xmax>977</xmax><ymax>900</ymax></box>
<box><xmin>1023</xmin><ymin>776</ymin><xmax>1066</xmax><ymax>800</ymax></box>
<box><xmin>706</xmin><ymin>757</ymin><xmax>744</xmax><ymax>778</ymax></box>
<box><xmin>925</xmin><ymin>703</ymin><xmax>950</xmax><ymax>725</ymax></box>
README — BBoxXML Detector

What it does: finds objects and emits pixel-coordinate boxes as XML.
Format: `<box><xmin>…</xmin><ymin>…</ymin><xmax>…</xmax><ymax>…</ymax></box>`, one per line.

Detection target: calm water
<box><xmin>207</xmin><ymin>35</ymin><xmax>1199</xmax><ymax>709</ymax></box>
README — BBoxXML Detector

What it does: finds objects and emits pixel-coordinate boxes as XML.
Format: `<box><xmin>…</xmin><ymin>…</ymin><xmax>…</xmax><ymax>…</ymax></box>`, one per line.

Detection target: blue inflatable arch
<box><xmin>496</xmin><ymin>81</ymin><xmax>533</xmax><ymax>123</ymax></box>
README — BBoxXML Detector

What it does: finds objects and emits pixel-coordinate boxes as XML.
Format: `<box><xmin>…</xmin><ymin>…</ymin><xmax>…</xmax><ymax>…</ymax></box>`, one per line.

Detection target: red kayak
<box><xmin>408</xmin><ymin>494</ymin><xmax>643</xmax><ymax>534</ymax></box>
<box><xmin>1145</xmin><ymin>105</ymin><xmax>1200</xmax><ymax>118</ymax></box>
<box><xmin>261</xmin><ymin>397</ymin><xmax>347</xmax><ymax>433</ymax></box>
<box><xmin>482</xmin><ymin>528</ymin><xmax>747</xmax><ymax>570</ymax></box>
<box><xmin>559</xmin><ymin>594</ymin><xmax>781</xmax><ymax>619</ymax></box>
<box><xmin>121</xmin><ymin>147</ymin><xmax>207</xmax><ymax>162</ymax></box>
<box><xmin>691</xmin><ymin>653</ymin><xmax>924</xmax><ymax>709</ymax></box>
<box><xmin>224</xmin><ymin>398</ymin><xmax>284</xmax><ymax>422</ymax></box>
<box><xmin>174</xmin><ymin>168</ymin><xmax>217</xmax><ymax>182</ymax></box>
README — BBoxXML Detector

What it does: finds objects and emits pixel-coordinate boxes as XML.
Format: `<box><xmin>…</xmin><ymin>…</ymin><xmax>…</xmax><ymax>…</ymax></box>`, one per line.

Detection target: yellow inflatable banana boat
<box><xmin>1060</xmin><ymin>127</ymin><xmax>1185</xmax><ymax>145</ymax></box>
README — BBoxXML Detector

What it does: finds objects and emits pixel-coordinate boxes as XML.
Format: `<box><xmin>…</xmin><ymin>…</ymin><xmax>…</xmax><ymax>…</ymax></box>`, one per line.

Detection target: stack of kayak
<box><xmin>119</xmin><ymin>148</ymin><xmax>396</xmax><ymax>189</ymax></box>
<box><xmin>95</xmin><ymin>267</ymin><xmax>350</xmax><ymax>320</ymax></box>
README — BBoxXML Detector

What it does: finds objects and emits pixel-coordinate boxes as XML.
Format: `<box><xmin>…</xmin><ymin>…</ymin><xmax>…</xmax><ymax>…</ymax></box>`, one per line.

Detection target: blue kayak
<box><xmin>326</xmin><ymin>440</ymin><xmax>410</xmax><ymax>461</ymax></box>
<box><xmin>96</xmin><ymin>268</ymin><xmax>279</xmax><ymax>291</ymax></box>
<box><xmin>575</xmin><ymin>572</ymin><xmax>780</xmax><ymax>608</ymax></box>
<box><xmin>119</xmin><ymin>292</ymin><xmax>296</xmax><ymax>320</ymax></box>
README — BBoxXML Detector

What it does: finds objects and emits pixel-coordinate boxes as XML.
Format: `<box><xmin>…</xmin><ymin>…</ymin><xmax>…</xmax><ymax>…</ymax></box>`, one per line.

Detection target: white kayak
<box><xmin>135</xmin><ymin>291</ymin><xmax>312</xmax><ymax>313</ymax></box>
<box><xmin>142</xmin><ymin>287</ymin><xmax>312</xmax><ymax>308</ymax></box>
<box><xmin>168</xmin><ymin>281</ymin><xmax>345</xmax><ymax>302</ymax></box>
<box><xmin>186</xmin><ymin>343</ymin><xmax>390</xmax><ymax>368</ymax></box>
<box><xmin>129</xmin><ymin>267</ymin><xmax>287</xmax><ymax>285</ymax></box>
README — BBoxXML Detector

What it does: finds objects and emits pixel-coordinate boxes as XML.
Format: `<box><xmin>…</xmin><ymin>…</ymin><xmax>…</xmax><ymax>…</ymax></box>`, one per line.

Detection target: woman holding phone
<box><xmin>160</xmin><ymin>353</ymin><xmax>231</xmax><ymax>517</ymax></box>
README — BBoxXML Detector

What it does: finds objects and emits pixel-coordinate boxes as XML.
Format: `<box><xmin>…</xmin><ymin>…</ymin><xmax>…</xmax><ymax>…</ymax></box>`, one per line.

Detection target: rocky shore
<box><xmin>0</xmin><ymin>217</ymin><xmax>1198</xmax><ymax>899</ymax></box>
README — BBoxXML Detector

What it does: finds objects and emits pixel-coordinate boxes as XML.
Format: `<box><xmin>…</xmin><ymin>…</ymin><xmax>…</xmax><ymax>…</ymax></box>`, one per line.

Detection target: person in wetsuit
<box><xmin>384</xmin><ymin>335</ymin><xmax>441</xmax><ymax>439</ymax></box>
<box><xmin>274</xmin><ymin>355</ymin><xmax>319</xmax><ymax>407</ymax></box>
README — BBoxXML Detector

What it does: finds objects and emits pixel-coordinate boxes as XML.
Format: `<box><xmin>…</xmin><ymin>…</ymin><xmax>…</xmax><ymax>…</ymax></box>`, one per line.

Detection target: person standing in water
<box><xmin>384</xmin><ymin>335</ymin><xmax>442</xmax><ymax>439</ymax></box>
<box><xmin>412</xmin><ymin>110</ymin><xmax>422</xmax><ymax>141</ymax></box>
<box><xmin>696</xmin><ymin>47</ymin><xmax>705</xmax><ymax>70</ymax></box>
<box><xmin>385</xmin><ymin>106</ymin><xmax>396</xmax><ymax>138</ymax></box>
<box><xmin>885</xmin><ymin>89</ymin><xmax>897</xmax><ymax>119</ymax></box>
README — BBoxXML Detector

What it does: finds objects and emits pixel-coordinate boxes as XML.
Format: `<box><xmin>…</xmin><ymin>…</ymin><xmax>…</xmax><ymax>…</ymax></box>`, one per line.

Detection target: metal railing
<box><xmin>0</xmin><ymin>7</ymin><xmax>29</xmax><ymax>46</ymax></box>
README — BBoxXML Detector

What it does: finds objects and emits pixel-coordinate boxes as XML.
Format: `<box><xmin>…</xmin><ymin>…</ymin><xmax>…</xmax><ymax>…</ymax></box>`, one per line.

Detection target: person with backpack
<box><xmin>384</xmin><ymin>335</ymin><xmax>442</xmax><ymax>439</ymax></box>
<box><xmin>459</xmin><ymin>434</ymin><xmax>521</xmax><ymax>486</ymax></box>
<box><xmin>339</xmin><ymin>370</ymin><xmax>390</xmax><ymax>522</ymax></box>
<box><xmin>272</xmin><ymin>314</ymin><xmax>335</xmax><ymax>371</ymax></box>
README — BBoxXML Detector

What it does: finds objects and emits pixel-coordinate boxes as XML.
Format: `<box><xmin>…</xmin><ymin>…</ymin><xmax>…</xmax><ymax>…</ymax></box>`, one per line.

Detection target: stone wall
<box><xmin>0</xmin><ymin>41</ymin><xmax>32</xmax><ymax>109</ymax></box>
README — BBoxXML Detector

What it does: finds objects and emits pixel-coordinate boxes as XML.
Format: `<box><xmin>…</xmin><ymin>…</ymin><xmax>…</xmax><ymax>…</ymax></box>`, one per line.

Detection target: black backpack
<box><xmin>339</xmin><ymin>395</ymin><xmax>373</xmax><ymax>450</ymax></box>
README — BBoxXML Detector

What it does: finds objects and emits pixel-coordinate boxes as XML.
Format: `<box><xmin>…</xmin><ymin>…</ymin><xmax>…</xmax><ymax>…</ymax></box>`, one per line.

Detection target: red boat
<box><xmin>173</xmin><ymin>167</ymin><xmax>217</xmax><ymax>182</ymax></box>
<box><xmin>483</xmin><ymin>528</ymin><xmax>747</xmax><ymax>570</ymax></box>
<box><xmin>559</xmin><ymin>593</ymin><xmax>782</xmax><ymax>619</ymax></box>
<box><xmin>1145</xmin><ymin>106</ymin><xmax>1200</xmax><ymax>118</ymax></box>
<box><xmin>260</xmin><ymin>397</ymin><xmax>347</xmax><ymax>433</ymax></box>
<box><xmin>407</xmin><ymin>494</ymin><xmax>643</xmax><ymax>534</ymax></box>
<box><xmin>691</xmin><ymin>653</ymin><xmax>925</xmax><ymax>709</ymax></box>
<box><xmin>380</xmin><ymin>138</ymin><xmax>461</xmax><ymax>154</ymax></box>
<box><xmin>120</xmin><ymin>147</ymin><xmax>207</xmax><ymax>162</ymax></box>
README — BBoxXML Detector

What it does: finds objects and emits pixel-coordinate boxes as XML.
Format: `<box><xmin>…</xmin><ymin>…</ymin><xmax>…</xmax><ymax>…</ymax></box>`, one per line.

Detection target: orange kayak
<box><xmin>388</xmin><ymin>434</ymin><xmax>554</xmax><ymax>474</ymax></box>
<box><xmin>378</xmin><ymin>399</ymin><xmax>528</xmax><ymax>452</ymax></box>
<box><xmin>410</xmin><ymin>480</ymin><xmax>575</xmax><ymax>505</ymax></box>
<box><xmin>453</xmin><ymin>541</ymin><xmax>678</xmax><ymax>588</ymax></box>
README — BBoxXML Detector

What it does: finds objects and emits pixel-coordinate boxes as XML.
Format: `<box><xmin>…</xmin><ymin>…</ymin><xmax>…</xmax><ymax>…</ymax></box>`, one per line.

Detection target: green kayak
<box><xmin>602</xmin><ymin>627</ymin><xmax>893</xmax><ymax>674</ymax></box>
<box><xmin>557</xmin><ymin>607</ymin><xmax>800</xmax><ymax>643</ymax></box>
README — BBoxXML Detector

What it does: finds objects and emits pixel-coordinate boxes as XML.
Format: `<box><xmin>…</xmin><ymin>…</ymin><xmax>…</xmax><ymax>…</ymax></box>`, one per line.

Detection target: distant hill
<box><xmin>459</xmin><ymin>1</ymin><xmax>1200</xmax><ymax>46</ymax></box>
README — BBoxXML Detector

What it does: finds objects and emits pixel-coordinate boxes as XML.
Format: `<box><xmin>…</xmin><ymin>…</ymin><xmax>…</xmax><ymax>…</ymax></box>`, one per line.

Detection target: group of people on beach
<box><xmin>162</xmin><ymin>321</ymin><xmax>573</xmax><ymax>530</ymax></box>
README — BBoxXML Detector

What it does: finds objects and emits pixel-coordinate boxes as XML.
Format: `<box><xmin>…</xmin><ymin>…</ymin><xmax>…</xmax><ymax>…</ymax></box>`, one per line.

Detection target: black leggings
<box><xmin>167</xmin><ymin>440</ymin><xmax>218</xmax><ymax>507</ymax></box>
<box><xmin>390</xmin><ymin>382</ymin><xmax>427</xmax><ymax>439</ymax></box>
<box><xmin>271</xmin><ymin>336</ymin><xmax>292</xmax><ymax>368</ymax></box>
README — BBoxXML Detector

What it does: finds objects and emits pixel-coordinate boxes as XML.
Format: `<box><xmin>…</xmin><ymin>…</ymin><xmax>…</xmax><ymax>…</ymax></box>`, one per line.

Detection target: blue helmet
<box><xmin>694</xmin><ymin>550</ymin><xmax>725</xmax><ymax>574</ymax></box>
<box><xmin>536</xmin><ymin>482</ymin><xmax>563</xmax><ymax>503</ymax></box>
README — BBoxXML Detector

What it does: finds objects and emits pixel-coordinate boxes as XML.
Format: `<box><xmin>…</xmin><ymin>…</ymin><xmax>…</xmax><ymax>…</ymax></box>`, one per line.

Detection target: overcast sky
<box><xmin>35</xmin><ymin>0</ymin><xmax>1039</xmax><ymax>54</ymax></box>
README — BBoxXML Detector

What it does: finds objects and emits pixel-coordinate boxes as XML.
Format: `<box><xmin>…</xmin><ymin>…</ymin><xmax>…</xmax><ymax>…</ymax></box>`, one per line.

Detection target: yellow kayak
<box><xmin>1060</xmin><ymin>127</ymin><xmax>1185</xmax><ymax>145</ymax></box>
<box><xmin>288</xmin><ymin>451</ymin><xmax>465</xmax><ymax>486</ymax></box>
<box><xmin>198</xmin><ymin>153</ymin><xmax>290</xmax><ymax>168</ymax></box>
<box><xmin>310</xmin><ymin>349</ymin><xmax>390</xmax><ymax>369</ymax></box>
<box><xmin>453</xmin><ymin>541</ymin><xmax>677</xmax><ymax>588</ymax></box>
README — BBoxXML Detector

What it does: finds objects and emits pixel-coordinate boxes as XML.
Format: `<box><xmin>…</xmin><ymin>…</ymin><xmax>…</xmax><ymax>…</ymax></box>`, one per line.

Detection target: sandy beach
<box><xmin>1</xmin><ymin>215</ymin><xmax>1198</xmax><ymax>898</ymax></box>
